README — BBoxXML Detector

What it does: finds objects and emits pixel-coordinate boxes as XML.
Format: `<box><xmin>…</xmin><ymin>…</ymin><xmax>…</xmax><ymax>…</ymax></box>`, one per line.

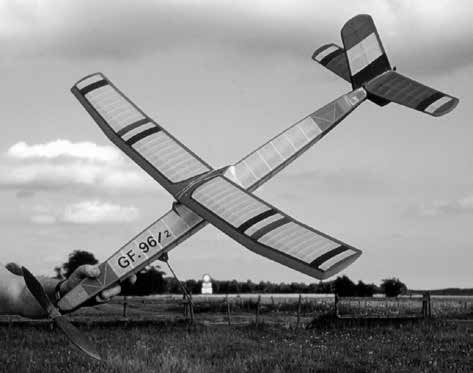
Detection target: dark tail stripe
<box><xmin>320</xmin><ymin>48</ymin><xmax>345</xmax><ymax>66</ymax></box>
<box><xmin>251</xmin><ymin>216</ymin><xmax>291</xmax><ymax>241</ymax></box>
<box><xmin>126</xmin><ymin>126</ymin><xmax>161</xmax><ymax>146</ymax></box>
<box><xmin>79</xmin><ymin>79</ymin><xmax>108</xmax><ymax>95</ymax></box>
<box><xmin>351</xmin><ymin>54</ymin><xmax>390</xmax><ymax>88</ymax></box>
<box><xmin>310</xmin><ymin>246</ymin><xmax>350</xmax><ymax>269</ymax></box>
<box><xmin>416</xmin><ymin>92</ymin><xmax>444</xmax><ymax>112</ymax></box>
<box><xmin>236</xmin><ymin>209</ymin><xmax>278</xmax><ymax>234</ymax></box>
<box><xmin>117</xmin><ymin>118</ymin><xmax>151</xmax><ymax>137</ymax></box>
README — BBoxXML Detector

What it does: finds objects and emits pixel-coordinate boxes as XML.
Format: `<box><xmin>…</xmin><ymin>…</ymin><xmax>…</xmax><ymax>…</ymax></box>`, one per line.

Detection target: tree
<box><xmin>62</xmin><ymin>250</ymin><xmax>98</xmax><ymax>278</ymax></box>
<box><xmin>122</xmin><ymin>265</ymin><xmax>166</xmax><ymax>296</ymax></box>
<box><xmin>333</xmin><ymin>276</ymin><xmax>357</xmax><ymax>296</ymax></box>
<box><xmin>53</xmin><ymin>265</ymin><xmax>64</xmax><ymax>280</ymax></box>
<box><xmin>355</xmin><ymin>281</ymin><xmax>377</xmax><ymax>297</ymax></box>
<box><xmin>381</xmin><ymin>278</ymin><xmax>407</xmax><ymax>297</ymax></box>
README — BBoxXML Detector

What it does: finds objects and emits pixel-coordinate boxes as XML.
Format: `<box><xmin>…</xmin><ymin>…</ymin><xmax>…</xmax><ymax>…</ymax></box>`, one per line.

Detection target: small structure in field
<box><xmin>201</xmin><ymin>274</ymin><xmax>213</xmax><ymax>294</ymax></box>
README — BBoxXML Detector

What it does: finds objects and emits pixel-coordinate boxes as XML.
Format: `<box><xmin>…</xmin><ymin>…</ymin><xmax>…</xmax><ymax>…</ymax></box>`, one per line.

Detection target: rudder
<box><xmin>341</xmin><ymin>14</ymin><xmax>391</xmax><ymax>89</ymax></box>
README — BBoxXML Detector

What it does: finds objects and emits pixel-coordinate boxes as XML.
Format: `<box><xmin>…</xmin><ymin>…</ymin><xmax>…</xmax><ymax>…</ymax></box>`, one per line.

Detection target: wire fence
<box><xmin>1</xmin><ymin>293</ymin><xmax>472</xmax><ymax>327</ymax></box>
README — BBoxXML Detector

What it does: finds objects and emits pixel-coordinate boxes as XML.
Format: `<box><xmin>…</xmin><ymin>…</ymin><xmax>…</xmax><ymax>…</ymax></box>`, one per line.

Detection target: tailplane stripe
<box><xmin>320</xmin><ymin>48</ymin><xmax>345</xmax><ymax>66</ymax></box>
<box><xmin>416</xmin><ymin>92</ymin><xmax>445</xmax><ymax>112</ymax></box>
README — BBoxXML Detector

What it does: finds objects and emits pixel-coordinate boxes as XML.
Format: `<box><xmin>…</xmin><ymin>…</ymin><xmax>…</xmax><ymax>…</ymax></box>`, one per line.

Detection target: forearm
<box><xmin>0</xmin><ymin>265</ymin><xmax>61</xmax><ymax>318</ymax></box>
<box><xmin>0</xmin><ymin>270</ymin><xmax>23</xmax><ymax>315</ymax></box>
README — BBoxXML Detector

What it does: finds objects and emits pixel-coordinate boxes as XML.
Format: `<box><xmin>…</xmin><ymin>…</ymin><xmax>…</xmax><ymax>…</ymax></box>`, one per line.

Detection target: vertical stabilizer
<box><xmin>341</xmin><ymin>14</ymin><xmax>391</xmax><ymax>89</ymax></box>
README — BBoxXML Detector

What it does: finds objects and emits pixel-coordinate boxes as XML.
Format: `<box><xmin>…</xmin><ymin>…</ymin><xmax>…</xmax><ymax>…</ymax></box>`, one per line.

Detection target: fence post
<box><xmin>427</xmin><ymin>292</ymin><xmax>431</xmax><ymax>318</ymax></box>
<box><xmin>189</xmin><ymin>293</ymin><xmax>194</xmax><ymax>324</ymax></box>
<box><xmin>123</xmin><ymin>295</ymin><xmax>128</xmax><ymax>318</ymax></box>
<box><xmin>422</xmin><ymin>292</ymin><xmax>431</xmax><ymax>319</ymax></box>
<box><xmin>334</xmin><ymin>294</ymin><xmax>339</xmax><ymax>317</ymax></box>
<box><xmin>183</xmin><ymin>294</ymin><xmax>188</xmax><ymax>318</ymax></box>
<box><xmin>255</xmin><ymin>295</ymin><xmax>261</xmax><ymax>325</ymax></box>
<box><xmin>226</xmin><ymin>294</ymin><xmax>232</xmax><ymax>326</ymax></box>
<box><xmin>296</xmin><ymin>294</ymin><xmax>302</xmax><ymax>329</ymax></box>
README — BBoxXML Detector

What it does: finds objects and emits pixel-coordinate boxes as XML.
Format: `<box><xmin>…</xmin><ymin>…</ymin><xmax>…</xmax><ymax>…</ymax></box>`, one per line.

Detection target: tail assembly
<box><xmin>313</xmin><ymin>14</ymin><xmax>459</xmax><ymax>117</ymax></box>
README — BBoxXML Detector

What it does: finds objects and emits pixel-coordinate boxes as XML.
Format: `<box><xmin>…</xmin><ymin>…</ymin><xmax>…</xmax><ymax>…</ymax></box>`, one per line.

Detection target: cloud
<box><xmin>63</xmin><ymin>200</ymin><xmax>139</xmax><ymax>224</ymax></box>
<box><xmin>7</xmin><ymin>140</ymin><xmax>120</xmax><ymax>162</ymax></box>
<box><xmin>0</xmin><ymin>139</ymin><xmax>157</xmax><ymax>193</ymax></box>
<box><xmin>415</xmin><ymin>195</ymin><xmax>473</xmax><ymax>217</ymax></box>
<box><xmin>31</xmin><ymin>200</ymin><xmax>139</xmax><ymax>224</ymax></box>
<box><xmin>0</xmin><ymin>0</ymin><xmax>471</xmax><ymax>72</ymax></box>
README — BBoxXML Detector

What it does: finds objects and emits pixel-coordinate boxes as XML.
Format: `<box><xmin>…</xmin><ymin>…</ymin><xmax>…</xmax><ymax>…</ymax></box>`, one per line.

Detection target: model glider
<box><xmin>52</xmin><ymin>14</ymin><xmax>458</xmax><ymax>313</ymax></box>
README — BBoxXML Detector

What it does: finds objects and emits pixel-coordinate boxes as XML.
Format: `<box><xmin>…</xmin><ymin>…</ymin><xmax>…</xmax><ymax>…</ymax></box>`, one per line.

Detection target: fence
<box><xmin>1</xmin><ymin>293</ymin><xmax>471</xmax><ymax>327</ymax></box>
<box><xmin>334</xmin><ymin>293</ymin><xmax>431</xmax><ymax>319</ymax></box>
<box><xmin>119</xmin><ymin>293</ymin><xmax>472</xmax><ymax>324</ymax></box>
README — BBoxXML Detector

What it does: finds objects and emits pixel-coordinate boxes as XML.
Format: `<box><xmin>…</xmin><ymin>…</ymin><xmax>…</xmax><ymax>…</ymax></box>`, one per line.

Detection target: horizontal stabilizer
<box><xmin>365</xmin><ymin>71</ymin><xmax>459</xmax><ymax>117</ymax></box>
<box><xmin>312</xmin><ymin>43</ymin><xmax>350</xmax><ymax>82</ymax></box>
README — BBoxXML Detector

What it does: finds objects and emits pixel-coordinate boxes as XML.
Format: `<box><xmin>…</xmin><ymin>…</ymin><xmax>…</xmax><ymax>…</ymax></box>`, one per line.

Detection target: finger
<box><xmin>99</xmin><ymin>285</ymin><xmax>122</xmax><ymax>302</ymax></box>
<box><xmin>75</xmin><ymin>264</ymin><xmax>100</xmax><ymax>279</ymax></box>
<box><xmin>62</xmin><ymin>264</ymin><xmax>101</xmax><ymax>294</ymax></box>
<box><xmin>125</xmin><ymin>274</ymin><xmax>137</xmax><ymax>285</ymax></box>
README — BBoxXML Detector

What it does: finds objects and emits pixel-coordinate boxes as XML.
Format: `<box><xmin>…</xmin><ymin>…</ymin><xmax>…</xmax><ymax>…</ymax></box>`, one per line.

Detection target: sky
<box><xmin>0</xmin><ymin>0</ymin><xmax>472</xmax><ymax>289</ymax></box>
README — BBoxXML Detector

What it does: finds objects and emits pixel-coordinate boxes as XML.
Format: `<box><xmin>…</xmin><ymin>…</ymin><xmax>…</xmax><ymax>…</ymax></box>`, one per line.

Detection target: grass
<box><xmin>1</xmin><ymin>319</ymin><xmax>472</xmax><ymax>372</ymax></box>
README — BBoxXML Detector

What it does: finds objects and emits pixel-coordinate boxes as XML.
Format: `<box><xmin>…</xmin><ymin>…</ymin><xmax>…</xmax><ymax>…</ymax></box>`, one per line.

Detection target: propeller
<box><xmin>21</xmin><ymin>266</ymin><xmax>102</xmax><ymax>361</ymax></box>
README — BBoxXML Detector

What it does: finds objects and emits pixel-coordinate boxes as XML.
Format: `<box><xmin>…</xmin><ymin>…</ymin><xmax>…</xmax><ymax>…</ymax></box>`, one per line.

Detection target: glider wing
<box><xmin>180</xmin><ymin>175</ymin><xmax>361</xmax><ymax>280</ymax></box>
<box><xmin>71</xmin><ymin>74</ymin><xmax>212</xmax><ymax>196</ymax></box>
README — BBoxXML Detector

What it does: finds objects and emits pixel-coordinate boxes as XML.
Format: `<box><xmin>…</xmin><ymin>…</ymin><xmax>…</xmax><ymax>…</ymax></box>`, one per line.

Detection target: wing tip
<box><xmin>430</xmin><ymin>97</ymin><xmax>459</xmax><ymax>117</ymax></box>
<box><xmin>318</xmin><ymin>247</ymin><xmax>362</xmax><ymax>280</ymax></box>
<box><xmin>72</xmin><ymin>72</ymin><xmax>107</xmax><ymax>92</ymax></box>
<box><xmin>312</xmin><ymin>43</ymin><xmax>338</xmax><ymax>62</ymax></box>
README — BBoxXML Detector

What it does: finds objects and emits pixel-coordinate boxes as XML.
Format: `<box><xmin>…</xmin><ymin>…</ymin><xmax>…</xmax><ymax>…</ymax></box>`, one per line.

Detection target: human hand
<box><xmin>59</xmin><ymin>264</ymin><xmax>137</xmax><ymax>305</ymax></box>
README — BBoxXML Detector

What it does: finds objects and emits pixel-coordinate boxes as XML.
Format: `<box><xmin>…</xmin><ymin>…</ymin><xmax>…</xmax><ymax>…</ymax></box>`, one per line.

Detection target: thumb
<box><xmin>63</xmin><ymin>264</ymin><xmax>100</xmax><ymax>293</ymax></box>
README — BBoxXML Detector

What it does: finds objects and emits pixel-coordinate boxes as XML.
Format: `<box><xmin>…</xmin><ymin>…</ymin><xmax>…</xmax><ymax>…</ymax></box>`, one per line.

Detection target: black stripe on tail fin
<box><xmin>341</xmin><ymin>14</ymin><xmax>391</xmax><ymax>90</ymax></box>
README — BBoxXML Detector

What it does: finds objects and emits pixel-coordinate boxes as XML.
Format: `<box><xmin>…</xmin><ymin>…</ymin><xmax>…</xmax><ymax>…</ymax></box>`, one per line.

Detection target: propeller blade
<box><xmin>53</xmin><ymin>315</ymin><xmax>102</xmax><ymax>361</ymax></box>
<box><xmin>5</xmin><ymin>262</ymin><xmax>23</xmax><ymax>276</ymax></box>
<box><xmin>21</xmin><ymin>266</ymin><xmax>102</xmax><ymax>361</ymax></box>
<box><xmin>22</xmin><ymin>266</ymin><xmax>57</xmax><ymax>316</ymax></box>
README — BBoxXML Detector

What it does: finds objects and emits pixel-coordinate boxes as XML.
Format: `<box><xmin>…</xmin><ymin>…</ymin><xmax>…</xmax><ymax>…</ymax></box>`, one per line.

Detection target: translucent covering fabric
<box><xmin>224</xmin><ymin>88</ymin><xmax>367</xmax><ymax>190</ymax></box>
<box><xmin>183</xmin><ymin>176</ymin><xmax>361</xmax><ymax>280</ymax></box>
<box><xmin>59</xmin><ymin>203</ymin><xmax>206</xmax><ymax>311</ymax></box>
<box><xmin>341</xmin><ymin>14</ymin><xmax>391</xmax><ymax>88</ymax></box>
<box><xmin>62</xmin><ymin>76</ymin><xmax>366</xmax><ymax>311</ymax></box>
<box><xmin>72</xmin><ymin>73</ymin><xmax>211</xmax><ymax>195</ymax></box>
<box><xmin>365</xmin><ymin>71</ymin><xmax>459</xmax><ymax>117</ymax></box>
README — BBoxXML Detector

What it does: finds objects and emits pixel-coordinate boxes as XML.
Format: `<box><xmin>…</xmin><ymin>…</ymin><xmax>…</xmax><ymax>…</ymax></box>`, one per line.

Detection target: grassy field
<box><xmin>1</xmin><ymin>319</ymin><xmax>472</xmax><ymax>372</ymax></box>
